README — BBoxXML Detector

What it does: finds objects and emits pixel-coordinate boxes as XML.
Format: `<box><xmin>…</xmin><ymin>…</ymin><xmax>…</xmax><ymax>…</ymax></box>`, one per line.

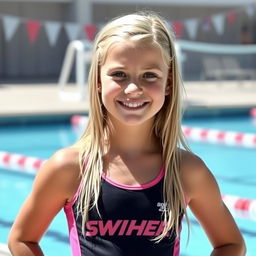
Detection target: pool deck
<box><xmin>1</xmin><ymin>80</ymin><xmax>256</xmax><ymax>122</ymax></box>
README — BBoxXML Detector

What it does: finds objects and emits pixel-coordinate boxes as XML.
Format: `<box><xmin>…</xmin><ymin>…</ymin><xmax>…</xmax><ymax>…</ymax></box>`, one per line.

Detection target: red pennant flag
<box><xmin>227</xmin><ymin>11</ymin><xmax>237</xmax><ymax>25</ymax></box>
<box><xmin>26</xmin><ymin>20</ymin><xmax>41</xmax><ymax>43</ymax></box>
<box><xmin>172</xmin><ymin>22</ymin><xmax>184</xmax><ymax>38</ymax></box>
<box><xmin>84</xmin><ymin>24</ymin><xmax>97</xmax><ymax>41</ymax></box>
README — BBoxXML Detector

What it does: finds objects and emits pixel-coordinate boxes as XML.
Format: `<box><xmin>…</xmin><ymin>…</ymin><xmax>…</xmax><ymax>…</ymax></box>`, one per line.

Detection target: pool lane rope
<box><xmin>0</xmin><ymin>151</ymin><xmax>46</xmax><ymax>173</ymax></box>
<box><xmin>0</xmin><ymin>150</ymin><xmax>255</xmax><ymax>221</ymax></box>
<box><xmin>71</xmin><ymin>115</ymin><xmax>256</xmax><ymax>148</ymax></box>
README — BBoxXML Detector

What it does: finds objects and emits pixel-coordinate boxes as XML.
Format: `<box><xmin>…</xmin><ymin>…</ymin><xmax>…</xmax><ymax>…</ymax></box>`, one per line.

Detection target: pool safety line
<box><xmin>0</xmin><ymin>151</ymin><xmax>46</xmax><ymax>173</ymax></box>
<box><xmin>250</xmin><ymin>108</ymin><xmax>256</xmax><ymax>118</ymax></box>
<box><xmin>1</xmin><ymin>150</ymin><xmax>255</xmax><ymax>221</ymax></box>
<box><xmin>70</xmin><ymin>115</ymin><xmax>256</xmax><ymax>148</ymax></box>
<box><xmin>182</xmin><ymin>126</ymin><xmax>256</xmax><ymax>148</ymax></box>
<box><xmin>71</xmin><ymin>115</ymin><xmax>89</xmax><ymax>127</ymax></box>
<box><xmin>222</xmin><ymin>195</ymin><xmax>256</xmax><ymax>221</ymax></box>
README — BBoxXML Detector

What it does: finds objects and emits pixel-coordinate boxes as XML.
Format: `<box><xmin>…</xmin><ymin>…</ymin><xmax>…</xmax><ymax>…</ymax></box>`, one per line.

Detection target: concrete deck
<box><xmin>1</xmin><ymin>81</ymin><xmax>256</xmax><ymax>121</ymax></box>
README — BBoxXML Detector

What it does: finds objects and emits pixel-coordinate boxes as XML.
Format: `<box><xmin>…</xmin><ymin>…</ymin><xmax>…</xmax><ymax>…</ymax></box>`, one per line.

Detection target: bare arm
<box><xmin>181</xmin><ymin>152</ymin><xmax>246</xmax><ymax>256</ymax></box>
<box><xmin>8</xmin><ymin>148</ymin><xmax>80</xmax><ymax>256</ymax></box>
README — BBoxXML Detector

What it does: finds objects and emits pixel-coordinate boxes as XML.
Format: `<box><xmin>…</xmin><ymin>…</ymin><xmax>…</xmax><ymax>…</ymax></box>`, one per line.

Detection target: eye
<box><xmin>143</xmin><ymin>72</ymin><xmax>158</xmax><ymax>80</ymax></box>
<box><xmin>111</xmin><ymin>71</ymin><xmax>126</xmax><ymax>79</ymax></box>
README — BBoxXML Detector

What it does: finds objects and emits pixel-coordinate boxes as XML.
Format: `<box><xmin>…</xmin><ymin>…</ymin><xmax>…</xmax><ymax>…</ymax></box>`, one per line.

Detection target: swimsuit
<box><xmin>64</xmin><ymin>168</ymin><xmax>183</xmax><ymax>256</ymax></box>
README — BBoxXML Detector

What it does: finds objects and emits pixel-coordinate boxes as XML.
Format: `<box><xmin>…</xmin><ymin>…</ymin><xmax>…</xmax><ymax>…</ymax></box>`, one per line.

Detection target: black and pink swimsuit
<box><xmin>64</xmin><ymin>168</ymin><xmax>183</xmax><ymax>256</ymax></box>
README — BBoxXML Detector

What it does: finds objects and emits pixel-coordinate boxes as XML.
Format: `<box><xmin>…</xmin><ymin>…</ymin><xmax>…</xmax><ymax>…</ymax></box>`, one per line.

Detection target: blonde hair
<box><xmin>73</xmin><ymin>11</ymin><xmax>189</xmax><ymax>242</ymax></box>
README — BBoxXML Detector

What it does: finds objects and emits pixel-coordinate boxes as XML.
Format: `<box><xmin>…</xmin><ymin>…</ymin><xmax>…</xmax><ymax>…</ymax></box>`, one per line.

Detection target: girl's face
<box><xmin>99</xmin><ymin>40</ymin><xmax>170</xmax><ymax>127</ymax></box>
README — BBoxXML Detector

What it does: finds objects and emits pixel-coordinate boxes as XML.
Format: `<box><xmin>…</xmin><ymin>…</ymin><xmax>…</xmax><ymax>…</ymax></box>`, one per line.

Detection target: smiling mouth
<box><xmin>117</xmin><ymin>101</ymin><xmax>149</xmax><ymax>110</ymax></box>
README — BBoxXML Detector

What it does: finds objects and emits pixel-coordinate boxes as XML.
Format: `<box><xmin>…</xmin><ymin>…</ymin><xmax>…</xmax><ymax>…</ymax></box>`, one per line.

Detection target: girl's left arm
<box><xmin>181</xmin><ymin>152</ymin><xmax>246</xmax><ymax>256</ymax></box>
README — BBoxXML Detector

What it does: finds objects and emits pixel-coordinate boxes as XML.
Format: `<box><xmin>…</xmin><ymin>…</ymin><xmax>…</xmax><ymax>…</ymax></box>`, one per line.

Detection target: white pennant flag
<box><xmin>184</xmin><ymin>18</ymin><xmax>199</xmax><ymax>40</ymax></box>
<box><xmin>64</xmin><ymin>22</ymin><xmax>81</xmax><ymax>41</ymax></box>
<box><xmin>44</xmin><ymin>21</ymin><xmax>62</xmax><ymax>46</ymax></box>
<box><xmin>3</xmin><ymin>15</ymin><xmax>20</xmax><ymax>41</ymax></box>
<box><xmin>245</xmin><ymin>6</ymin><xmax>254</xmax><ymax>18</ymax></box>
<box><xmin>212</xmin><ymin>14</ymin><xmax>225</xmax><ymax>35</ymax></box>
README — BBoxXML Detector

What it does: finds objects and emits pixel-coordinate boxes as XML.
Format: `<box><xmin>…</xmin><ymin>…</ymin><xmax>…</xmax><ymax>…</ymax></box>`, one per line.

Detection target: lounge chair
<box><xmin>201</xmin><ymin>56</ymin><xmax>256</xmax><ymax>81</ymax></box>
<box><xmin>221</xmin><ymin>57</ymin><xmax>255</xmax><ymax>80</ymax></box>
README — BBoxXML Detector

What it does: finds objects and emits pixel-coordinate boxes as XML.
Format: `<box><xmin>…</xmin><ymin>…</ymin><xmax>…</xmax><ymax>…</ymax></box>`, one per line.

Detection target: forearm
<box><xmin>8</xmin><ymin>241</ymin><xmax>44</xmax><ymax>256</ymax></box>
<box><xmin>210</xmin><ymin>243</ymin><xmax>246</xmax><ymax>256</ymax></box>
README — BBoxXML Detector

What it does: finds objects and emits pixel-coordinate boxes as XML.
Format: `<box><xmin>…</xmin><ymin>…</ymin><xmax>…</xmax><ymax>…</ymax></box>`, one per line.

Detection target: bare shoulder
<box><xmin>34</xmin><ymin>146</ymin><xmax>81</xmax><ymax>202</ymax></box>
<box><xmin>179</xmin><ymin>148</ymin><xmax>209</xmax><ymax>177</ymax></box>
<box><xmin>178</xmin><ymin>149</ymin><xmax>217</xmax><ymax>203</ymax></box>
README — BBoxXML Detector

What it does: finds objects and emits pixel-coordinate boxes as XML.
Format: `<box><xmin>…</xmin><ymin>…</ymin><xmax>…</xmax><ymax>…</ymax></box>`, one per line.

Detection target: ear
<box><xmin>165</xmin><ymin>78</ymin><xmax>172</xmax><ymax>96</ymax></box>
<box><xmin>98</xmin><ymin>78</ymin><xmax>102</xmax><ymax>93</ymax></box>
<box><xmin>165</xmin><ymin>85</ymin><xmax>170</xmax><ymax>96</ymax></box>
<box><xmin>98</xmin><ymin>83</ymin><xmax>102</xmax><ymax>93</ymax></box>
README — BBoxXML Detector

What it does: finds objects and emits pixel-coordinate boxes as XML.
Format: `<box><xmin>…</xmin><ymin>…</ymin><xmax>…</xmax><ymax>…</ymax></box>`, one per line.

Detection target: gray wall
<box><xmin>0</xmin><ymin>2</ymin><xmax>72</xmax><ymax>81</ymax></box>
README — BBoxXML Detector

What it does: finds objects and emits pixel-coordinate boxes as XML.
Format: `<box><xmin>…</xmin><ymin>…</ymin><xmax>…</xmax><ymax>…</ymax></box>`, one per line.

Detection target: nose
<box><xmin>124</xmin><ymin>82</ymin><xmax>143</xmax><ymax>96</ymax></box>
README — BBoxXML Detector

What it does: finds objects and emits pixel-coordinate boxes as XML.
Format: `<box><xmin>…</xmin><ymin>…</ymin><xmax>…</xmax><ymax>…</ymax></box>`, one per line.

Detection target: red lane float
<box><xmin>222</xmin><ymin>194</ymin><xmax>256</xmax><ymax>221</ymax></box>
<box><xmin>71</xmin><ymin>115</ymin><xmax>256</xmax><ymax>148</ymax></box>
<box><xmin>71</xmin><ymin>115</ymin><xmax>89</xmax><ymax>127</ymax></box>
<box><xmin>0</xmin><ymin>151</ymin><xmax>46</xmax><ymax>173</ymax></box>
<box><xmin>250</xmin><ymin>108</ymin><xmax>256</xmax><ymax>118</ymax></box>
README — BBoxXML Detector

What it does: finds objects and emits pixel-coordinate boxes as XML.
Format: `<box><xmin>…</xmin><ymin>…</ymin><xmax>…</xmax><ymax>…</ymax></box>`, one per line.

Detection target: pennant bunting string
<box><xmin>0</xmin><ymin>2</ymin><xmax>255</xmax><ymax>45</ymax></box>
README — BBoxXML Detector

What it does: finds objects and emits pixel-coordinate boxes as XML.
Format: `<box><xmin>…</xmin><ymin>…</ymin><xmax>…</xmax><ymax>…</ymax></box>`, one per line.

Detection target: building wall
<box><xmin>0</xmin><ymin>2</ymin><xmax>72</xmax><ymax>80</ymax></box>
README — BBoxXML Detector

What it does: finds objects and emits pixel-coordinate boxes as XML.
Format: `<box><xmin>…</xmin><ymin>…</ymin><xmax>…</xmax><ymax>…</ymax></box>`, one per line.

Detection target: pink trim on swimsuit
<box><xmin>173</xmin><ymin>216</ymin><xmax>183</xmax><ymax>256</ymax></box>
<box><xmin>64</xmin><ymin>181</ymin><xmax>83</xmax><ymax>256</ymax></box>
<box><xmin>101</xmin><ymin>167</ymin><xmax>165</xmax><ymax>190</ymax></box>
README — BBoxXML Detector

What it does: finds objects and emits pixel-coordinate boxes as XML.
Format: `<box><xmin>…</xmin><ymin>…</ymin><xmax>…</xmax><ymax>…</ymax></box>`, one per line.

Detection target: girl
<box><xmin>8</xmin><ymin>12</ymin><xmax>245</xmax><ymax>256</ymax></box>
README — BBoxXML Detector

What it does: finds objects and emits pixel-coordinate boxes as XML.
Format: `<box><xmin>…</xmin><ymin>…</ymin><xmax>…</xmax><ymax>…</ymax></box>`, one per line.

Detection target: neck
<box><xmin>106</xmin><ymin>119</ymin><xmax>161</xmax><ymax>156</ymax></box>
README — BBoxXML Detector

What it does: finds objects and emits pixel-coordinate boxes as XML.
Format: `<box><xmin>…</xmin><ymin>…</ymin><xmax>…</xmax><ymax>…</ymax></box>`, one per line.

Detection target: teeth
<box><xmin>121</xmin><ymin>102</ymin><xmax>144</xmax><ymax>108</ymax></box>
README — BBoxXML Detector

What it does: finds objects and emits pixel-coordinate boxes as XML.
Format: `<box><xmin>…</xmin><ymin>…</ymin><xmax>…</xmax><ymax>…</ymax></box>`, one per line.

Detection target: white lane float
<box><xmin>70</xmin><ymin>115</ymin><xmax>256</xmax><ymax>148</ymax></box>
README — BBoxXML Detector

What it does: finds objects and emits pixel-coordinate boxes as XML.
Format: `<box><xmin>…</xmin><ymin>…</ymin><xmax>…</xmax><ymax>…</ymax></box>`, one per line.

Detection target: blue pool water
<box><xmin>0</xmin><ymin>115</ymin><xmax>255</xmax><ymax>255</ymax></box>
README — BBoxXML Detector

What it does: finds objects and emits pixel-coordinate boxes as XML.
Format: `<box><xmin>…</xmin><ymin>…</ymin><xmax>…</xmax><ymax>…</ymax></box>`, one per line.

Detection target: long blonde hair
<box><xmin>73</xmin><ymin>11</ymin><xmax>189</xmax><ymax>242</ymax></box>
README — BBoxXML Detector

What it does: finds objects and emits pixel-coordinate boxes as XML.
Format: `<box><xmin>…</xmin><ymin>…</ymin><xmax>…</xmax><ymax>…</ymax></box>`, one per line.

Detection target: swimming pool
<box><xmin>0</xmin><ymin>115</ymin><xmax>255</xmax><ymax>255</ymax></box>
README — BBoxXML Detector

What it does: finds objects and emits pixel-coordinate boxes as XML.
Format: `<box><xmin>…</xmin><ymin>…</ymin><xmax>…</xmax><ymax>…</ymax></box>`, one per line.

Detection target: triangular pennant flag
<box><xmin>184</xmin><ymin>18</ymin><xmax>199</xmax><ymax>40</ymax></box>
<box><xmin>44</xmin><ymin>21</ymin><xmax>62</xmax><ymax>46</ymax></box>
<box><xmin>2</xmin><ymin>15</ymin><xmax>20</xmax><ymax>41</ymax></box>
<box><xmin>245</xmin><ymin>6</ymin><xmax>255</xmax><ymax>18</ymax></box>
<box><xmin>26</xmin><ymin>20</ymin><xmax>42</xmax><ymax>43</ymax></box>
<box><xmin>64</xmin><ymin>22</ymin><xmax>81</xmax><ymax>41</ymax></box>
<box><xmin>212</xmin><ymin>14</ymin><xmax>225</xmax><ymax>35</ymax></box>
<box><xmin>172</xmin><ymin>21</ymin><xmax>184</xmax><ymax>38</ymax></box>
<box><xmin>201</xmin><ymin>17</ymin><xmax>212</xmax><ymax>32</ymax></box>
<box><xmin>226</xmin><ymin>11</ymin><xmax>237</xmax><ymax>25</ymax></box>
<box><xmin>84</xmin><ymin>24</ymin><xmax>97</xmax><ymax>41</ymax></box>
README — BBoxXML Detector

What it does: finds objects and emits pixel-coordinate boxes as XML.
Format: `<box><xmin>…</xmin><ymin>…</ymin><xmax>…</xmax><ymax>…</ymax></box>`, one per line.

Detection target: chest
<box><xmin>91</xmin><ymin>179</ymin><xmax>165</xmax><ymax>220</ymax></box>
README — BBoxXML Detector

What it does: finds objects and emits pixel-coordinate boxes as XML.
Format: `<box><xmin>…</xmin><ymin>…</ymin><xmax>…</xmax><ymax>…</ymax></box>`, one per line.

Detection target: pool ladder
<box><xmin>58</xmin><ymin>40</ymin><xmax>92</xmax><ymax>101</ymax></box>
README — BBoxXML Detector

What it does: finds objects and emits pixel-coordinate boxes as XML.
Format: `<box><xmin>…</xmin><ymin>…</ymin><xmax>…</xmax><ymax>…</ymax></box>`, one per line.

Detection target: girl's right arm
<box><xmin>8</xmin><ymin>148</ymin><xmax>80</xmax><ymax>256</ymax></box>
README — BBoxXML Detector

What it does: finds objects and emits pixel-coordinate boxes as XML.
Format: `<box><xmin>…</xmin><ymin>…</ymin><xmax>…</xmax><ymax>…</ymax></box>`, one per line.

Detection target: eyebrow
<box><xmin>107</xmin><ymin>64</ymin><xmax>164</xmax><ymax>72</ymax></box>
<box><xmin>143</xmin><ymin>63</ymin><xmax>164</xmax><ymax>71</ymax></box>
